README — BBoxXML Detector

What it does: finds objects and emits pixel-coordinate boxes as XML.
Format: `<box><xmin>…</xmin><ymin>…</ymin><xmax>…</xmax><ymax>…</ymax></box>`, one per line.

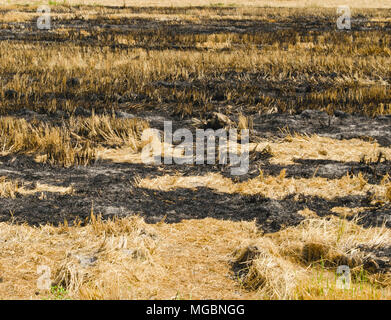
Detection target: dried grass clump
<box><xmin>373</xmin><ymin>175</ymin><xmax>391</xmax><ymax>203</ymax></box>
<box><xmin>69</xmin><ymin>113</ymin><xmax>149</xmax><ymax>150</ymax></box>
<box><xmin>139</xmin><ymin>171</ymin><xmax>384</xmax><ymax>200</ymax></box>
<box><xmin>0</xmin><ymin>214</ymin><xmax>163</xmax><ymax>299</ymax></box>
<box><xmin>270</xmin><ymin>216</ymin><xmax>391</xmax><ymax>276</ymax></box>
<box><xmin>0</xmin><ymin>115</ymin><xmax>148</xmax><ymax>166</ymax></box>
<box><xmin>233</xmin><ymin>216</ymin><xmax>391</xmax><ymax>299</ymax></box>
<box><xmin>52</xmin><ymin>216</ymin><xmax>161</xmax><ymax>298</ymax></box>
<box><xmin>386</xmin><ymin>185</ymin><xmax>391</xmax><ymax>202</ymax></box>
<box><xmin>44</xmin><ymin>140</ymin><xmax>96</xmax><ymax>166</ymax></box>
<box><xmin>255</xmin><ymin>134</ymin><xmax>391</xmax><ymax>165</ymax></box>
<box><xmin>88</xmin><ymin>213</ymin><xmax>156</xmax><ymax>238</ymax></box>
<box><xmin>301</xmin><ymin>242</ymin><xmax>361</xmax><ymax>268</ymax></box>
<box><xmin>54</xmin><ymin>257</ymin><xmax>94</xmax><ymax>294</ymax></box>
<box><xmin>0</xmin><ymin>176</ymin><xmax>74</xmax><ymax>198</ymax></box>
<box><xmin>233</xmin><ymin>240</ymin><xmax>303</xmax><ymax>299</ymax></box>
<box><xmin>237</xmin><ymin>114</ymin><xmax>253</xmax><ymax>132</ymax></box>
<box><xmin>0</xmin><ymin>117</ymin><xmax>94</xmax><ymax>166</ymax></box>
<box><xmin>0</xmin><ymin>176</ymin><xmax>21</xmax><ymax>198</ymax></box>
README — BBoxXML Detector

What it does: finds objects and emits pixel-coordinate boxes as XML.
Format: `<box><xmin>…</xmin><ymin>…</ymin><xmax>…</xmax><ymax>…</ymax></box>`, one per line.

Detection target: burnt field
<box><xmin>1</xmin><ymin>3</ymin><xmax>391</xmax><ymax>300</ymax></box>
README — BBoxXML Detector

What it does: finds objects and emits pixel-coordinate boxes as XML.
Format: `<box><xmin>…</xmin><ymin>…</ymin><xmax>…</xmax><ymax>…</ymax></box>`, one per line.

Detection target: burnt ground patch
<box><xmin>250</xmin><ymin>110</ymin><xmax>391</xmax><ymax>147</ymax></box>
<box><xmin>229</xmin><ymin>158</ymin><xmax>391</xmax><ymax>184</ymax></box>
<box><xmin>0</xmin><ymin>180</ymin><xmax>375</xmax><ymax>233</ymax></box>
<box><xmin>263</xmin><ymin>159</ymin><xmax>391</xmax><ymax>184</ymax></box>
<box><xmin>0</xmin><ymin>150</ymin><xmax>386</xmax><ymax>232</ymax></box>
<box><xmin>358</xmin><ymin>204</ymin><xmax>391</xmax><ymax>229</ymax></box>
